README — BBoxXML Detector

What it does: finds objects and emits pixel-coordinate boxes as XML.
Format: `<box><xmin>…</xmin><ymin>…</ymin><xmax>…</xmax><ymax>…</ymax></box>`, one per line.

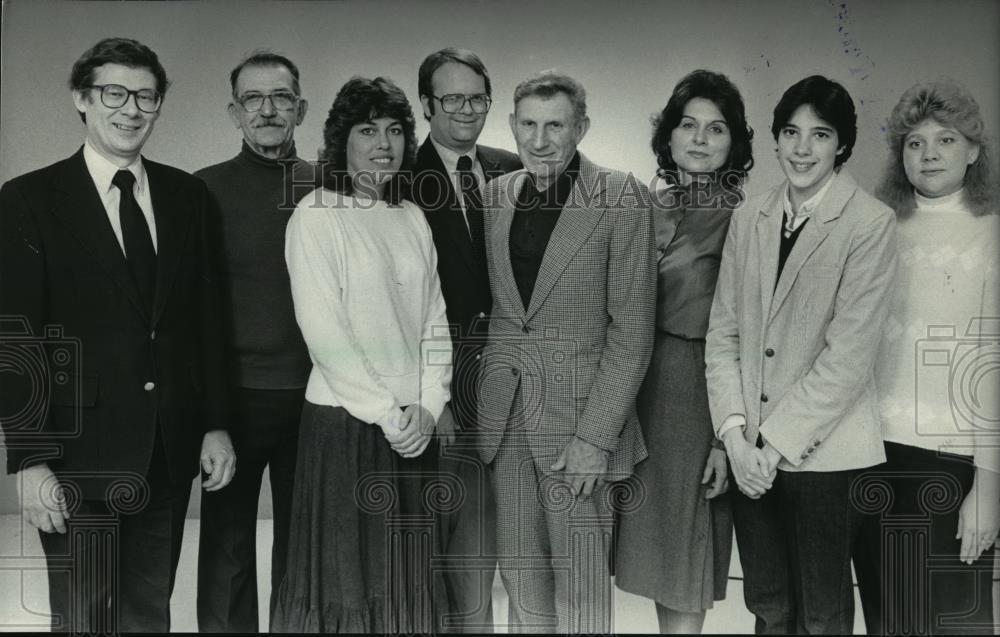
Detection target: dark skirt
<box><xmin>271</xmin><ymin>402</ymin><xmax>447</xmax><ymax>633</ymax></box>
<box><xmin>615</xmin><ymin>332</ymin><xmax>733</xmax><ymax>612</ymax></box>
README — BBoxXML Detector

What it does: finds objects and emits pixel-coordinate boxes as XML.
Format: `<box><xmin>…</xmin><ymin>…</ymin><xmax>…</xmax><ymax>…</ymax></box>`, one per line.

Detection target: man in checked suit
<box><xmin>407</xmin><ymin>47</ymin><xmax>521</xmax><ymax>632</ymax></box>
<box><xmin>0</xmin><ymin>38</ymin><xmax>234</xmax><ymax>632</ymax></box>
<box><xmin>478</xmin><ymin>71</ymin><xmax>655</xmax><ymax>633</ymax></box>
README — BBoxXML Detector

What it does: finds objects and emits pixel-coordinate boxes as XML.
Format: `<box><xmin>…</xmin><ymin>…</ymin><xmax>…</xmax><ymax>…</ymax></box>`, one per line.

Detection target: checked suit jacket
<box><xmin>477</xmin><ymin>153</ymin><xmax>656</xmax><ymax>479</ymax></box>
<box><xmin>0</xmin><ymin>147</ymin><xmax>228</xmax><ymax>500</ymax></box>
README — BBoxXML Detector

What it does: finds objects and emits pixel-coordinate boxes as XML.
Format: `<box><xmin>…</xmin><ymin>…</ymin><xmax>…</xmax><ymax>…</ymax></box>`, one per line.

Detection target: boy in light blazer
<box><xmin>705</xmin><ymin>75</ymin><xmax>897</xmax><ymax>634</ymax></box>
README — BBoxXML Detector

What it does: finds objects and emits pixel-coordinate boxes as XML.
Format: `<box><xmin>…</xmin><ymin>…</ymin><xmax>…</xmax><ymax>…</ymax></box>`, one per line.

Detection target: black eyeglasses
<box><xmin>88</xmin><ymin>84</ymin><xmax>162</xmax><ymax>113</ymax></box>
<box><xmin>236</xmin><ymin>91</ymin><xmax>299</xmax><ymax>112</ymax></box>
<box><xmin>433</xmin><ymin>93</ymin><xmax>492</xmax><ymax>114</ymax></box>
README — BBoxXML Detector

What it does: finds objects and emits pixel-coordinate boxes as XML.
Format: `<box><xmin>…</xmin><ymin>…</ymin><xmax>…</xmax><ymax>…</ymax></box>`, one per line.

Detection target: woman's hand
<box><xmin>723</xmin><ymin>428</ymin><xmax>774</xmax><ymax>499</ymax></box>
<box><xmin>957</xmin><ymin>468</ymin><xmax>1000</xmax><ymax>564</ymax></box>
<box><xmin>702</xmin><ymin>447</ymin><xmax>729</xmax><ymax>499</ymax></box>
<box><xmin>390</xmin><ymin>404</ymin><xmax>435</xmax><ymax>458</ymax></box>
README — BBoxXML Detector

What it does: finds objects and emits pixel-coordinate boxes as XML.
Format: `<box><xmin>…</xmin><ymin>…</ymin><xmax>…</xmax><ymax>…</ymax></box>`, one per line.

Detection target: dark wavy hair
<box><xmin>318</xmin><ymin>76</ymin><xmax>417</xmax><ymax>203</ymax></box>
<box><xmin>771</xmin><ymin>75</ymin><xmax>856</xmax><ymax>168</ymax></box>
<box><xmin>876</xmin><ymin>79</ymin><xmax>997</xmax><ymax>218</ymax></box>
<box><xmin>69</xmin><ymin>37</ymin><xmax>169</xmax><ymax>123</ymax></box>
<box><xmin>651</xmin><ymin>69</ymin><xmax>754</xmax><ymax>190</ymax></box>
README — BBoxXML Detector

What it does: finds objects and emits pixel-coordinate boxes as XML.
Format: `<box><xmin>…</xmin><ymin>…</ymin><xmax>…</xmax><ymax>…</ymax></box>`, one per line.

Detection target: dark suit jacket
<box><xmin>0</xmin><ymin>147</ymin><xmax>227</xmax><ymax>500</ymax></box>
<box><xmin>406</xmin><ymin>137</ymin><xmax>520</xmax><ymax>428</ymax></box>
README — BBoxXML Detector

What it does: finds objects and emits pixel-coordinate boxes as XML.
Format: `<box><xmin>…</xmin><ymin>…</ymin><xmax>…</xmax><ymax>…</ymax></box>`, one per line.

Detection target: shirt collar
<box><xmin>429</xmin><ymin>135</ymin><xmax>477</xmax><ymax>175</ymax></box>
<box><xmin>83</xmin><ymin>139</ymin><xmax>147</xmax><ymax>195</ymax></box>
<box><xmin>782</xmin><ymin>169</ymin><xmax>836</xmax><ymax>227</ymax></box>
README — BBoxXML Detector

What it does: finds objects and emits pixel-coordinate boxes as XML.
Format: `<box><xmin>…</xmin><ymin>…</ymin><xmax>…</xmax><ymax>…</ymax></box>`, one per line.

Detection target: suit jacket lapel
<box><xmin>756</xmin><ymin>189</ymin><xmax>782</xmax><ymax>325</ymax></box>
<box><xmin>146</xmin><ymin>160</ymin><xmax>190</xmax><ymax>327</ymax></box>
<box><xmin>525</xmin><ymin>155</ymin><xmax>605</xmax><ymax>320</ymax></box>
<box><xmin>418</xmin><ymin>139</ymin><xmax>479</xmax><ymax>272</ymax></box>
<box><xmin>49</xmin><ymin>148</ymin><xmax>150</xmax><ymax>320</ymax></box>
<box><xmin>489</xmin><ymin>171</ymin><xmax>526</xmax><ymax>319</ymax></box>
<box><xmin>768</xmin><ymin>170</ymin><xmax>854</xmax><ymax>322</ymax></box>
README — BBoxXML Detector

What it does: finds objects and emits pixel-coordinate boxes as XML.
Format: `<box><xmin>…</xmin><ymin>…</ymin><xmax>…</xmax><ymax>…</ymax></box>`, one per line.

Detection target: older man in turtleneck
<box><xmin>194</xmin><ymin>50</ymin><xmax>311</xmax><ymax>633</ymax></box>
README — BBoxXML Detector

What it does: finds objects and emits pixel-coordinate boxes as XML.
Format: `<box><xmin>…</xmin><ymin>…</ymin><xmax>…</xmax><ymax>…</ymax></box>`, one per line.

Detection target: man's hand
<box><xmin>957</xmin><ymin>469</ymin><xmax>1000</xmax><ymax>564</ymax></box>
<box><xmin>550</xmin><ymin>436</ymin><xmax>609</xmax><ymax>498</ymax></box>
<box><xmin>201</xmin><ymin>429</ymin><xmax>236</xmax><ymax>492</ymax></box>
<box><xmin>723</xmin><ymin>428</ymin><xmax>774</xmax><ymax>499</ymax></box>
<box><xmin>436</xmin><ymin>404</ymin><xmax>458</xmax><ymax>451</ymax></box>
<box><xmin>702</xmin><ymin>447</ymin><xmax>729</xmax><ymax>499</ymax></box>
<box><xmin>17</xmin><ymin>463</ymin><xmax>69</xmax><ymax>534</ymax></box>
<box><xmin>390</xmin><ymin>404</ymin><xmax>435</xmax><ymax>458</ymax></box>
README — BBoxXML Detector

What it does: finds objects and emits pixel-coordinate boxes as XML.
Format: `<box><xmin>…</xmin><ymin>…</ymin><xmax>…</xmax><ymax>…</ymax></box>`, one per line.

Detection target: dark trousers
<box><xmin>197</xmin><ymin>387</ymin><xmax>303</xmax><ymax>632</ymax></box>
<box><xmin>731</xmin><ymin>468</ymin><xmax>862</xmax><ymax>634</ymax></box>
<box><xmin>438</xmin><ymin>439</ymin><xmax>497</xmax><ymax>632</ymax></box>
<box><xmin>854</xmin><ymin>442</ymin><xmax>996</xmax><ymax>635</ymax></box>
<box><xmin>39</xmin><ymin>433</ymin><xmax>190</xmax><ymax>633</ymax></box>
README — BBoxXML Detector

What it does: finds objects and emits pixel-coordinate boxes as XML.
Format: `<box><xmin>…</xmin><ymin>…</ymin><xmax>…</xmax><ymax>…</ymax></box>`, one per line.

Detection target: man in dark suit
<box><xmin>407</xmin><ymin>47</ymin><xmax>521</xmax><ymax>632</ymax></box>
<box><xmin>0</xmin><ymin>37</ymin><xmax>234</xmax><ymax>632</ymax></box>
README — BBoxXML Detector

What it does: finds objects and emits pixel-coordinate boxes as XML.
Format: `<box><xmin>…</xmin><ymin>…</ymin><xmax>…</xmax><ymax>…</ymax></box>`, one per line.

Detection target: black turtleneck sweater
<box><xmin>195</xmin><ymin>142</ymin><xmax>312</xmax><ymax>389</ymax></box>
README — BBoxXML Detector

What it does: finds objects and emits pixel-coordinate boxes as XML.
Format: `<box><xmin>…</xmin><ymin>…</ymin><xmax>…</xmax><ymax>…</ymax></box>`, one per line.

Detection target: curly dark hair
<box><xmin>771</xmin><ymin>75</ymin><xmax>856</xmax><ymax>168</ymax></box>
<box><xmin>318</xmin><ymin>76</ymin><xmax>417</xmax><ymax>203</ymax></box>
<box><xmin>651</xmin><ymin>69</ymin><xmax>754</xmax><ymax>190</ymax></box>
<box><xmin>876</xmin><ymin>79</ymin><xmax>996</xmax><ymax>218</ymax></box>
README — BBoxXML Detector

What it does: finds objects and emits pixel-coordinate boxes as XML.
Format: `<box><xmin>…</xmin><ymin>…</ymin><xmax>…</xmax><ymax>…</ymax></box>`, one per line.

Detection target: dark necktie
<box><xmin>456</xmin><ymin>155</ymin><xmax>485</xmax><ymax>260</ymax></box>
<box><xmin>112</xmin><ymin>170</ymin><xmax>157</xmax><ymax>312</ymax></box>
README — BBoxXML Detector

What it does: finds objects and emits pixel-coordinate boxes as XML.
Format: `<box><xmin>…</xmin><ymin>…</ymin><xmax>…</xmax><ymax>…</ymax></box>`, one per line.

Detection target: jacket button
<box><xmin>479</xmin><ymin>312</ymin><xmax>486</xmax><ymax>319</ymax></box>
<box><xmin>150</xmin><ymin>330</ymin><xmax>156</xmax><ymax>340</ymax></box>
<box><xmin>511</xmin><ymin>367</ymin><xmax>519</xmax><ymax>376</ymax></box>
<box><xmin>475</xmin><ymin>353</ymin><xmax>482</xmax><ymax>361</ymax></box>
<box><xmin>765</xmin><ymin>348</ymin><xmax>774</xmax><ymax>357</ymax></box>
<box><xmin>761</xmin><ymin>393</ymin><xmax>769</xmax><ymax>403</ymax></box>
<box><xmin>143</xmin><ymin>381</ymin><xmax>155</xmax><ymax>391</ymax></box>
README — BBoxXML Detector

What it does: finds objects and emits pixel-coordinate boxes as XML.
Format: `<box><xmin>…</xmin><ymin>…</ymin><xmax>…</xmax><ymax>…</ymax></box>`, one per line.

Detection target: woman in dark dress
<box><xmin>615</xmin><ymin>69</ymin><xmax>754</xmax><ymax>634</ymax></box>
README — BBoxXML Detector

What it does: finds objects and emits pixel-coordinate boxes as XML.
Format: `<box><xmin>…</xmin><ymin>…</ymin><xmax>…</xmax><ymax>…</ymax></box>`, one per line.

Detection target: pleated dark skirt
<box><xmin>271</xmin><ymin>402</ymin><xmax>447</xmax><ymax>633</ymax></box>
<box><xmin>615</xmin><ymin>332</ymin><xmax>733</xmax><ymax>612</ymax></box>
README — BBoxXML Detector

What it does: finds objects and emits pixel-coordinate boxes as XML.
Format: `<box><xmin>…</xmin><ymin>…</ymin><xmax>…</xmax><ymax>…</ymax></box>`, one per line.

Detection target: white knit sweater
<box><xmin>285</xmin><ymin>189</ymin><xmax>452</xmax><ymax>425</ymax></box>
<box><xmin>875</xmin><ymin>189</ymin><xmax>999</xmax><ymax>471</ymax></box>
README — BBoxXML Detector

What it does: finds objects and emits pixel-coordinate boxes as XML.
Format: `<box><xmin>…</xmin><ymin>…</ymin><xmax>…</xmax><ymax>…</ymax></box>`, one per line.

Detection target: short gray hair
<box><xmin>513</xmin><ymin>70</ymin><xmax>587</xmax><ymax>122</ymax></box>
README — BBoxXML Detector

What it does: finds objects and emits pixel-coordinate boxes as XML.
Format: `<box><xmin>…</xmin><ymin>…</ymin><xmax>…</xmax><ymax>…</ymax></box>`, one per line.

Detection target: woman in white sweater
<box><xmin>855</xmin><ymin>79</ymin><xmax>999</xmax><ymax>636</ymax></box>
<box><xmin>272</xmin><ymin>77</ymin><xmax>453</xmax><ymax>633</ymax></box>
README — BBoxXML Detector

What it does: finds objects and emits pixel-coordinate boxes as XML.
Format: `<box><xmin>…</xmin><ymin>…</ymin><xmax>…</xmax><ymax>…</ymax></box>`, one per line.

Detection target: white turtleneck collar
<box><xmin>913</xmin><ymin>188</ymin><xmax>970</xmax><ymax>214</ymax></box>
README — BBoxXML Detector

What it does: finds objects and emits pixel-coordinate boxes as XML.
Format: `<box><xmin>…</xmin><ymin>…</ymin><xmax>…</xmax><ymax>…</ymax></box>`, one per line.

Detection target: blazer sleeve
<box><xmin>0</xmin><ymin>178</ymin><xmax>54</xmax><ymax>473</ymax></box>
<box><xmin>575</xmin><ymin>183</ymin><xmax>656</xmax><ymax>452</ymax></box>
<box><xmin>705</xmin><ymin>204</ymin><xmax>748</xmax><ymax>435</ymax></box>
<box><xmin>285</xmin><ymin>204</ymin><xmax>401</xmax><ymax>425</ymax></box>
<box><xmin>195</xmin><ymin>178</ymin><xmax>230</xmax><ymax>433</ymax></box>
<box><xmin>414</xmin><ymin>206</ymin><xmax>452</xmax><ymax>421</ymax></box>
<box><xmin>760</xmin><ymin>207</ymin><xmax>897</xmax><ymax>465</ymax></box>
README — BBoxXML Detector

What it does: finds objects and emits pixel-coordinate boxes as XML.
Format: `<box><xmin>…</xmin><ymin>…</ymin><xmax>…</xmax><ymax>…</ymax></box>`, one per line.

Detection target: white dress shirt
<box><xmin>429</xmin><ymin>136</ymin><xmax>485</xmax><ymax>231</ymax></box>
<box><xmin>781</xmin><ymin>169</ymin><xmax>837</xmax><ymax>238</ymax></box>
<box><xmin>83</xmin><ymin>140</ymin><xmax>158</xmax><ymax>254</ymax></box>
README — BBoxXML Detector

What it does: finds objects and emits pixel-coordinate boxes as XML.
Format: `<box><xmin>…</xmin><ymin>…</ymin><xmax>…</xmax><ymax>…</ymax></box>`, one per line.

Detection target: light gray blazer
<box><xmin>705</xmin><ymin>169</ymin><xmax>897</xmax><ymax>471</ymax></box>
<box><xmin>477</xmin><ymin>154</ymin><xmax>656</xmax><ymax>480</ymax></box>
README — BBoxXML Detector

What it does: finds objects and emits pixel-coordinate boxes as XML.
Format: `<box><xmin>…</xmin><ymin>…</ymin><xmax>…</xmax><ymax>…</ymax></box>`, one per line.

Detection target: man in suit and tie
<box><xmin>0</xmin><ymin>37</ymin><xmax>234</xmax><ymax>632</ymax></box>
<box><xmin>705</xmin><ymin>75</ymin><xmax>896</xmax><ymax>633</ymax></box>
<box><xmin>407</xmin><ymin>47</ymin><xmax>521</xmax><ymax>632</ymax></box>
<box><xmin>477</xmin><ymin>71</ymin><xmax>655</xmax><ymax>633</ymax></box>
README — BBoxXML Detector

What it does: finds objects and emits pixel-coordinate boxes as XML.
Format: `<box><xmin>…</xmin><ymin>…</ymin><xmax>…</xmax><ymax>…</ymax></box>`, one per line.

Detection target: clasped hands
<box><xmin>377</xmin><ymin>404</ymin><xmax>457</xmax><ymax>458</ymax></box>
<box><xmin>722</xmin><ymin>428</ymin><xmax>782</xmax><ymax>499</ymax></box>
